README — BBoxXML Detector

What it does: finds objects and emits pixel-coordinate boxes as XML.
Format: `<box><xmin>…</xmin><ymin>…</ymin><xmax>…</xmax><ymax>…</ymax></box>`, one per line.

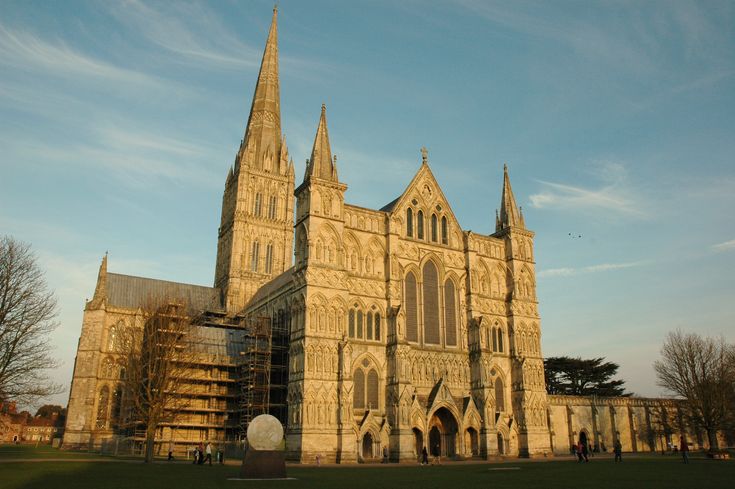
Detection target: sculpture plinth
<box><xmin>239</xmin><ymin>448</ymin><xmax>287</xmax><ymax>479</ymax></box>
<box><xmin>238</xmin><ymin>414</ymin><xmax>287</xmax><ymax>479</ymax></box>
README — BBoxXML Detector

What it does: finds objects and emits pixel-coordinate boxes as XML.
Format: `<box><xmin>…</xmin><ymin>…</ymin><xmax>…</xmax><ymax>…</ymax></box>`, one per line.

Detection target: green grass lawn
<box><xmin>1</xmin><ymin>447</ymin><xmax>733</xmax><ymax>489</ymax></box>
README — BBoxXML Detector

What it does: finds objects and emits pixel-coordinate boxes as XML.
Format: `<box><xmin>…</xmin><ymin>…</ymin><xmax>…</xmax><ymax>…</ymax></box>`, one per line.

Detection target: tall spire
<box><xmin>497</xmin><ymin>164</ymin><xmax>524</xmax><ymax>231</ymax></box>
<box><xmin>237</xmin><ymin>7</ymin><xmax>282</xmax><ymax>173</ymax></box>
<box><xmin>306</xmin><ymin>104</ymin><xmax>338</xmax><ymax>181</ymax></box>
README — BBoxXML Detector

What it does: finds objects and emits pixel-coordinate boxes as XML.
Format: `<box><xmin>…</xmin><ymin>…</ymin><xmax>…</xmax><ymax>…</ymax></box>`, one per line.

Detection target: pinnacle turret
<box><xmin>497</xmin><ymin>164</ymin><xmax>525</xmax><ymax>231</ymax></box>
<box><xmin>305</xmin><ymin>104</ymin><xmax>338</xmax><ymax>182</ymax></box>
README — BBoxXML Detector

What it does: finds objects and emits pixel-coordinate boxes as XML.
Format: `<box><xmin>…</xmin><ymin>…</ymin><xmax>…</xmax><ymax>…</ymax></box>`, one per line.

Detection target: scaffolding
<box><xmin>238</xmin><ymin>317</ymin><xmax>272</xmax><ymax>435</ymax></box>
<box><xmin>237</xmin><ymin>311</ymin><xmax>289</xmax><ymax>438</ymax></box>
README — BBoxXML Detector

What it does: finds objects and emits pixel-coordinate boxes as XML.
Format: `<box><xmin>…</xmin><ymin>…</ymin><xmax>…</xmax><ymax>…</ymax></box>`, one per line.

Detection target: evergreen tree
<box><xmin>544</xmin><ymin>356</ymin><xmax>629</xmax><ymax>396</ymax></box>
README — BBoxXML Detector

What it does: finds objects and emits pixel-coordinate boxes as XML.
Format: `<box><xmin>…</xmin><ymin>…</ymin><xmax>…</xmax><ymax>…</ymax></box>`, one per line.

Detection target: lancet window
<box><xmin>417</xmin><ymin>211</ymin><xmax>424</xmax><ymax>239</ymax></box>
<box><xmin>431</xmin><ymin>214</ymin><xmax>438</xmax><ymax>242</ymax></box>
<box><xmin>251</xmin><ymin>241</ymin><xmax>260</xmax><ymax>272</ymax></box>
<box><xmin>406</xmin><ymin>208</ymin><xmax>413</xmax><ymax>237</ymax></box>
<box><xmin>254</xmin><ymin>192</ymin><xmax>263</xmax><ymax>217</ymax></box>
<box><xmin>265</xmin><ymin>243</ymin><xmax>274</xmax><ymax>274</ymax></box>
<box><xmin>402</xmin><ymin>262</ymin><xmax>458</xmax><ymax>348</ymax></box>
<box><xmin>441</xmin><ymin>216</ymin><xmax>448</xmax><ymax>245</ymax></box>
<box><xmin>347</xmin><ymin>304</ymin><xmax>382</xmax><ymax>342</ymax></box>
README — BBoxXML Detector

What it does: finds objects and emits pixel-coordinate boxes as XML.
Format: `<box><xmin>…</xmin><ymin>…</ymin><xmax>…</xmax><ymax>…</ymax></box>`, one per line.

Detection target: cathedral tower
<box><xmin>494</xmin><ymin>165</ymin><xmax>551</xmax><ymax>456</ymax></box>
<box><xmin>215</xmin><ymin>8</ymin><xmax>295</xmax><ymax>313</ymax></box>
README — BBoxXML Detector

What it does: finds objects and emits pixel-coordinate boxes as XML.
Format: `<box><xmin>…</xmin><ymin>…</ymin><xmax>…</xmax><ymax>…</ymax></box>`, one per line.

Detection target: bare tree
<box><xmin>0</xmin><ymin>236</ymin><xmax>62</xmax><ymax>405</ymax></box>
<box><xmin>653</xmin><ymin>331</ymin><xmax>735</xmax><ymax>452</ymax></box>
<box><xmin>117</xmin><ymin>298</ymin><xmax>197</xmax><ymax>463</ymax></box>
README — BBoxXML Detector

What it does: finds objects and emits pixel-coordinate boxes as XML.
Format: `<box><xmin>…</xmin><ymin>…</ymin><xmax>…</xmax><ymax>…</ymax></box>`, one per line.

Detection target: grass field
<box><xmin>1</xmin><ymin>446</ymin><xmax>733</xmax><ymax>489</ymax></box>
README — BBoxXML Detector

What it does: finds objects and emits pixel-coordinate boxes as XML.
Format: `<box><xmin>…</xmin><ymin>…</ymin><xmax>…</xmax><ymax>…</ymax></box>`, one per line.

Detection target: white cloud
<box><xmin>0</xmin><ymin>25</ymin><xmax>164</xmax><ymax>88</ymax></box>
<box><xmin>538</xmin><ymin>261</ymin><xmax>645</xmax><ymax>278</ymax></box>
<box><xmin>108</xmin><ymin>0</ymin><xmax>261</xmax><ymax>70</ymax></box>
<box><xmin>529</xmin><ymin>160</ymin><xmax>645</xmax><ymax>217</ymax></box>
<box><xmin>711</xmin><ymin>239</ymin><xmax>735</xmax><ymax>253</ymax></box>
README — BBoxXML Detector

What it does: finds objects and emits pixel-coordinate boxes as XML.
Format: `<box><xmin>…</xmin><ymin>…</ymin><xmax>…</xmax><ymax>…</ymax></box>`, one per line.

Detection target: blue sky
<box><xmin>1</xmin><ymin>0</ymin><xmax>733</xmax><ymax>407</ymax></box>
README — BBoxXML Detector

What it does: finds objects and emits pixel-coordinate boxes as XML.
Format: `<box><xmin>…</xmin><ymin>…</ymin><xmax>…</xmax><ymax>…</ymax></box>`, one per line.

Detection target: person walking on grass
<box><xmin>613</xmin><ymin>440</ymin><xmax>622</xmax><ymax>463</ymax></box>
<box><xmin>205</xmin><ymin>442</ymin><xmax>212</xmax><ymax>465</ymax></box>
<box><xmin>576</xmin><ymin>442</ymin><xmax>584</xmax><ymax>463</ymax></box>
<box><xmin>421</xmin><ymin>446</ymin><xmax>429</xmax><ymax>465</ymax></box>
<box><xmin>680</xmin><ymin>438</ymin><xmax>689</xmax><ymax>464</ymax></box>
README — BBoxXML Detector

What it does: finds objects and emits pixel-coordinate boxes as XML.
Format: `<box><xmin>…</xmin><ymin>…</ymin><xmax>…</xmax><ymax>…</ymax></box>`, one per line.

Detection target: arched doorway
<box><xmin>497</xmin><ymin>433</ymin><xmax>504</xmax><ymax>455</ymax></box>
<box><xmin>466</xmin><ymin>428</ymin><xmax>479</xmax><ymax>457</ymax></box>
<box><xmin>362</xmin><ymin>432</ymin><xmax>374</xmax><ymax>459</ymax></box>
<box><xmin>413</xmin><ymin>428</ymin><xmax>423</xmax><ymax>457</ymax></box>
<box><xmin>428</xmin><ymin>407</ymin><xmax>458</xmax><ymax>457</ymax></box>
<box><xmin>579</xmin><ymin>430</ymin><xmax>588</xmax><ymax>449</ymax></box>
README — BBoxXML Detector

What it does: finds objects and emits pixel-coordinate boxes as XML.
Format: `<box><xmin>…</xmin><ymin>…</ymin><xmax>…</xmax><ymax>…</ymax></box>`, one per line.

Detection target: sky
<box><xmin>1</xmin><ymin>0</ymin><xmax>733</xmax><ymax>409</ymax></box>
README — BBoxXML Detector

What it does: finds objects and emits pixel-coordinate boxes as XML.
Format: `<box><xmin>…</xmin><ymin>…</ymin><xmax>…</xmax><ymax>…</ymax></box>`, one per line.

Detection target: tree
<box><xmin>653</xmin><ymin>331</ymin><xmax>735</xmax><ymax>452</ymax></box>
<box><xmin>34</xmin><ymin>404</ymin><xmax>66</xmax><ymax>419</ymax></box>
<box><xmin>117</xmin><ymin>298</ymin><xmax>197</xmax><ymax>463</ymax></box>
<box><xmin>0</xmin><ymin>236</ymin><xmax>62</xmax><ymax>405</ymax></box>
<box><xmin>544</xmin><ymin>356</ymin><xmax>629</xmax><ymax>397</ymax></box>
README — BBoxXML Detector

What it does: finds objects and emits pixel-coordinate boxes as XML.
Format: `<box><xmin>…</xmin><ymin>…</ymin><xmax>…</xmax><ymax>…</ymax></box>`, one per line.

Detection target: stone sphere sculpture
<box><xmin>246</xmin><ymin>414</ymin><xmax>284</xmax><ymax>451</ymax></box>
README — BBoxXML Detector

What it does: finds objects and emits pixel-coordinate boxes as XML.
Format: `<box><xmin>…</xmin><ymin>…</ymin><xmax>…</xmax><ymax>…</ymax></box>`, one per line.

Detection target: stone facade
<box><xmin>63</xmin><ymin>8</ymin><xmax>713</xmax><ymax>461</ymax></box>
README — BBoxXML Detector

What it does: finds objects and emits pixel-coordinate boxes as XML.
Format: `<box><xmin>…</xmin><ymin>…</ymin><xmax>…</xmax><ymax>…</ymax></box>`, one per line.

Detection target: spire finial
<box><xmin>421</xmin><ymin>146</ymin><xmax>428</xmax><ymax>164</ymax></box>
<box><xmin>321</xmin><ymin>103</ymin><xmax>326</xmax><ymax>114</ymax></box>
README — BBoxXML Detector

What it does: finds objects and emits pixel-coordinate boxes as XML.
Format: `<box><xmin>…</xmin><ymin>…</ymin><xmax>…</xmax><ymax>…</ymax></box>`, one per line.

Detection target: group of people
<box><xmin>576</xmin><ymin>435</ymin><xmax>690</xmax><ymax>464</ymax></box>
<box><xmin>190</xmin><ymin>442</ymin><xmax>224</xmax><ymax>465</ymax></box>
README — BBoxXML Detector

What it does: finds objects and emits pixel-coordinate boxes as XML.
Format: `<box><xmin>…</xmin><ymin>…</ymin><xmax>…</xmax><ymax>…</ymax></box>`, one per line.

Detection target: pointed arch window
<box><xmin>423</xmin><ymin>261</ymin><xmax>440</xmax><ymax>344</ymax></box>
<box><xmin>265</xmin><ymin>243</ymin><xmax>274</xmax><ymax>274</ymax></box>
<box><xmin>111</xmin><ymin>386</ymin><xmax>122</xmax><ymax>429</ymax></box>
<box><xmin>251</xmin><ymin>241</ymin><xmax>260</xmax><ymax>272</ymax></box>
<box><xmin>353</xmin><ymin>370</ymin><xmax>365</xmax><ymax>409</ymax></box>
<box><xmin>373</xmin><ymin>307</ymin><xmax>381</xmax><ymax>341</ymax></box>
<box><xmin>366</xmin><ymin>311</ymin><xmax>373</xmax><ymax>340</ymax></box>
<box><xmin>357</xmin><ymin>310</ymin><xmax>364</xmax><ymax>338</ymax></box>
<box><xmin>431</xmin><ymin>214</ymin><xmax>438</xmax><ymax>242</ymax></box>
<box><xmin>406</xmin><ymin>208</ymin><xmax>414</xmax><ymax>237</ymax></box>
<box><xmin>268</xmin><ymin>195</ymin><xmax>277</xmax><ymax>219</ymax></box>
<box><xmin>367</xmin><ymin>369</ymin><xmax>379</xmax><ymax>409</ymax></box>
<box><xmin>495</xmin><ymin>378</ymin><xmax>505</xmax><ymax>412</ymax></box>
<box><xmin>107</xmin><ymin>323</ymin><xmax>122</xmax><ymax>352</ymax></box>
<box><xmin>441</xmin><ymin>216</ymin><xmax>448</xmax><ymax>245</ymax></box>
<box><xmin>417</xmin><ymin>211</ymin><xmax>424</xmax><ymax>239</ymax></box>
<box><xmin>348</xmin><ymin>310</ymin><xmax>355</xmax><ymax>338</ymax></box>
<box><xmin>254</xmin><ymin>193</ymin><xmax>263</xmax><ymax>217</ymax></box>
<box><xmin>444</xmin><ymin>279</ymin><xmax>457</xmax><ymax>346</ymax></box>
<box><xmin>405</xmin><ymin>272</ymin><xmax>418</xmax><ymax>342</ymax></box>
<box><xmin>96</xmin><ymin>386</ymin><xmax>110</xmax><ymax>429</ymax></box>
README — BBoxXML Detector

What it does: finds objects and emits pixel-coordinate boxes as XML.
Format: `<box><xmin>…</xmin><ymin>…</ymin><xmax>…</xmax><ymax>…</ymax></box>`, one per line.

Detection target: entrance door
<box><xmin>362</xmin><ymin>433</ymin><xmax>374</xmax><ymax>459</ymax></box>
<box><xmin>429</xmin><ymin>427</ymin><xmax>441</xmax><ymax>457</ymax></box>
<box><xmin>413</xmin><ymin>428</ymin><xmax>423</xmax><ymax>457</ymax></box>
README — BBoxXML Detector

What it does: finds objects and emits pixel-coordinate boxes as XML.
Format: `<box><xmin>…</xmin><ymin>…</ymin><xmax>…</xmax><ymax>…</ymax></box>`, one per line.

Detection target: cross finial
<box><xmin>420</xmin><ymin>146</ymin><xmax>428</xmax><ymax>164</ymax></box>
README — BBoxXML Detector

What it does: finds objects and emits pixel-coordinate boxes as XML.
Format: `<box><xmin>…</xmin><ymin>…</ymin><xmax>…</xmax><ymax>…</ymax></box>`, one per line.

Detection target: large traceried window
<box><xmin>251</xmin><ymin>241</ymin><xmax>260</xmax><ymax>272</ymax></box>
<box><xmin>417</xmin><ymin>211</ymin><xmax>424</xmax><ymax>240</ymax></box>
<box><xmin>444</xmin><ymin>279</ymin><xmax>457</xmax><ymax>346</ymax></box>
<box><xmin>265</xmin><ymin>243</ymin><xmax>274</xmax><ymax>274</ymax></box>
<box><xmin>431</xmin><ymin>214</ymin><xmax>438</xmax><ymax>242</ymax></box>
<box><xmin>441</xmin><ymin>216</ymin><xmax>448</xmax><ymax>245</ymax></box>
<box><xmin>405</xmin><ymin>272</ymin><xmax>418</xmax><ymax>342</ymax></box>
<box><xmin>422</xmin><ymin>261</ymin><xmax>440</xmax><ymax>344</ymax></box>
<box><xmin>406</xmin><ymin>208</ymin><xmax>414</xmax><ymax>237</ymax></box>
<box><xmin>353</xmin><ymin>360</ymin><xmax>379</xmax><ymax>411</ymax></box>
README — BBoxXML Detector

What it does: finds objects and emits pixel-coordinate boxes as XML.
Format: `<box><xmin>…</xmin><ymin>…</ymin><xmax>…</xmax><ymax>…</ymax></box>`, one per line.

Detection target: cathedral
<box><xmin>63</xmin><ymin>8</ymin><xmax>703</xmax><ymax>462</ymax></box>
